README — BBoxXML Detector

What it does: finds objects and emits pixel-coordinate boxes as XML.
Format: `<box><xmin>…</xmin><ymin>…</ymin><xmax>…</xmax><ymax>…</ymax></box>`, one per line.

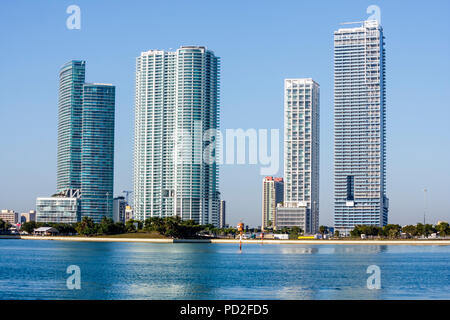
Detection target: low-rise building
<box><xmin>21</xmin><ymin>210</ymin><xmax>36</xmax><ymax>223</ymax></box>
<box><xmin>125</xmin><ymin>205</ymin><xmax>133</xmax><ymax>221</ymax></box>
<box><xmin>34</xmin><ymin>227</ymin><xmax>59</xmax><ymax>236</ymax></box>
<box><xmin>36</xmin><ymin>189</ymin><xmax>81</xmax><ymax>224</ymax></box>
<box><xmin>0</xmin><ymin>209</ymin><xmax>19</xmax><ymax>224</ymax></box>
<box><xmin>275</xmin><ymin>201</ymin><xmax>310</xmax><ymax>233</ymax></box>
<box><xmin>113</xmin><ymin>196</ymin><xmax>126</xmax><ymax>223</ymax></box>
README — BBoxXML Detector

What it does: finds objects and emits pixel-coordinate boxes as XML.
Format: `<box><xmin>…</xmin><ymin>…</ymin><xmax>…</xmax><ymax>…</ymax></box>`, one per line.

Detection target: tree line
<box><xmin>348</xmin><ymin>222</ymin><xmax>449</xmax><ymax>238</ymax></box>
<box><xmin>20</xmin><ymin>216</ymin><xmax>239</xmax><ymax>239</ymax></box>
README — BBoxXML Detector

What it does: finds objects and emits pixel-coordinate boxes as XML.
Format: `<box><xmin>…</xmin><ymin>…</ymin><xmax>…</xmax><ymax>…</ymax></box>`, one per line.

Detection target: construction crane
<box><xmin>122</xmin><ymin>190</ymin><xmax>133</xmax><ymax>204</ymax></box>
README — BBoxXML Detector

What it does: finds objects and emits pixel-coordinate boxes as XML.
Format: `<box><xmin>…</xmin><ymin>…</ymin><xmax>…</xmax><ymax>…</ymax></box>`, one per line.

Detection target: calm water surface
<box><xmin>0</xmin><ymin>239</ymin><xmax>449</xmax><ymax>299</ymax></box>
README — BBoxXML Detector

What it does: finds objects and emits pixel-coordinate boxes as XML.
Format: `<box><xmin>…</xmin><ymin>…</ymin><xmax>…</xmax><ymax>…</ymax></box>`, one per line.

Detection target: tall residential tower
<box><xmin>54</xmin><ymin>61</ymin><xmax>115</xmax><ymax>222</ymax></box>
<box><xmin>80</xmin><ymin>83</ymin><xmax>115</xmax><ymax>221</ymax></box>
<box><xmin>57</xmin><ymin>60</ymin><xmax>85</xmax><ymax>191</ymax></box>
<box><xmin>134</xmin><ymin>46</ymin><xmax>220</xmax><ymax>226</ymax></box>
<box><xmin>278</xmin><ymin>79</ymin><xmax>320</xmax><ymax>234</ymax></box>
<box><xmin>334</xmin><ymin>20</ymin><xmax>388</xmax><ymax>235</ymax></box>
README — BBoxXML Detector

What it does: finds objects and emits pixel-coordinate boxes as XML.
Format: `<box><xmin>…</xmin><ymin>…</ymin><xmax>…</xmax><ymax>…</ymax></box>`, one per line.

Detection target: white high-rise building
<box><xmin>281</xmin><ymin>79</ymin><xmax>320</xmax><ymax>234</ymax></box>
<box><xmin>334</xmin><ymin>20</ymin><xmax>388</xmax><ymax>235</ymax></box>
<box><xmin>133</xmin><ymin>46</ymin><xmax>220</xmax><ymax>226</ymax></box>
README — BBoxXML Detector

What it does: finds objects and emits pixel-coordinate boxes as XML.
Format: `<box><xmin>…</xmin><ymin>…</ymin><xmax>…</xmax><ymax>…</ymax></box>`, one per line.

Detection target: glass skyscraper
<box><xmin>56</xmin><ymin>61</ymin><xmax>115</xmax><ymax>222</ymax></box>
<box><xmin>80</xmin><ymin>83</ymin><xmax>115</xmax><ymax>222</ymax></box>
<box><xmin>57</xmin><ymin>60</ymin><xmax>85</xmax><ymax>191</ymax></box>
<box><xmin>334</xmin><ymin>20</ymin><xmax>388</xmax><ymax>235</ymax></box>
<box><xmin>134</xmin><ymin>46</ymin><xmax>220</xmax><ymax>226</ymax></box>
<box><xmin>282</xmin><ymin>79</ymin><xmax>320</xmax><ymax>234</ymax></box>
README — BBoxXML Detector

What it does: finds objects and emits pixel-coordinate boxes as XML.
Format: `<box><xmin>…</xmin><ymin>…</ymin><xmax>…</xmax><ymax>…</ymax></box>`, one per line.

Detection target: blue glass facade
<box><xmin>81</xmin><ymin>84</ymin><xmax>115</xmax><ymax>222</ymax></box>
<box><xmin>56</xmin><ymin>60</ymin><xmax>115</xmax><ymax>223</ymax></box>
<box><xmin>57</xmin><ymin>60</ymin><xmax>85</xmax><ymax>191</ymax></box>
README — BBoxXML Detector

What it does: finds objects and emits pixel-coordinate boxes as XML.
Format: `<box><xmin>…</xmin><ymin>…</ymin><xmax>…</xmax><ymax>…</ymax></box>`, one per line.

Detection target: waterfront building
<box><xmin>113</xmin><ymin>196</ymin><xmax>127</xmax><ymax>223</ymax></box>
<box><xmin>281</xmin><ymin>78</ymin><xmax>320</xmax><ymax>234</ymax></box>
<box><xmin>334</xmin><ymin>20</ymin><xmax>388</xmax><ymax>235</ymax></box>
<box><xmin>57</xmin><ymin>60</ymin><xmax>86</xmax><ymax>192</ymax></box>
<box><xmin>219</xmin><ymin>200</ymin><xmax>226</xmax><ymax>228</ymax></box>
<box><xmin>274</xmin><ymin>202</ymin><xmax>309</xmax><ymax>232</ymax></box>
<box><xmin>0</xmin><ymin>209</ymin><xmax>19</xmax><ymax>224</ymax></box>
<box><xmin>80</xmin><ymin>83</ymin><xmax>115</xmax><ymax>222</ymax></box>
<box><xmin>133</xmin><ymin>46</ymin><xmax>220</xmax><ymax>226</ymax></box>
<box><xmin>262</xmin><ymin>177</ymin><xmax>284</xmax><ymax>230</ymax></box>
<box><xmin>36</xmin><ymin>189</ymin><xmax>81</xmax><ymax>224</ymax></box>
<box><xmin>20</xmin><ymin>210</ymin><xmax>36</xmax><ymax>223</ymax></box>
<box><xmin>125</xmin><ymin>205</ymin><xmax>134</xmax><ymax>221</ymax></box>
<box><xmin>56</xmin><ymin>61</ymin><xmax>115</xmax><ymax>223</ymax></box>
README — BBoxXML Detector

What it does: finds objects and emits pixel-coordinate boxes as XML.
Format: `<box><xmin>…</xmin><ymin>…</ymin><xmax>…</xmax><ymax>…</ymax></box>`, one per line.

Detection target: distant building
<box><xmin>21</xmin><ymin>210</ymin><xmax>36</xmax><ymax>223</ymax></box>
<box><xmin>0</xmin><ymin>210</ymin><xmax>19</xmax><ymax>224</ymax></box>
<box><xmin>36</xmin><ymin>189</ymin><xmax>81</xmax><ymax>224</ymax></box>
<box><xmin>262</xmin><ymin>177</ymin><xmax>284</xmax><ymax>230</ymax></box>
<box><xmin>219</xmin><ymin>200</ymin><xmax>226</xmax><ymax>228</ymax></box>
<box><xmin>275</xmin><ymin>202</ymin><xmax>309</xmax><ymax>233</ymax></box>
<box><xmin>125</xmin><ymin>205</ymin><xmax>134</xmax><ymax>221</ymax></box>
<box><xmin>113</xmin><ymin>196</ymin><xmax>126</xmax><ymax>223</ymax></box>
<box><xmin>34</xmin><ymin>227</ymin><xmax>59</xmax><ymax>236</ymax></box>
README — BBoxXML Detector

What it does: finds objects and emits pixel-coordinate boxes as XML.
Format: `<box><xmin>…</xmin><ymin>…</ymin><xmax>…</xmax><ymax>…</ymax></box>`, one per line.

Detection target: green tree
<box><xmin>319</xmin><ymin>226</ymin><xmax>328</xmax><ymax>237</ymax></box>
<box><xmin>416</xmin><ymin>223</ymin><xmax>425</xmax><ymax>236</ymax></box>
<box><xmin>144</xmin><ymin>217</ymin><xmax>165</xmax><ymax>233</ymax></box>
<box><xmin>98</xmin><ymin>216</ymin><xmax>116</xmax><ymax>235</ymax></box>
<box><xmin>382</xmin><ymin>224</ymin><xmax>401</xmax><ymax>238</ymax></box>
<box><xmin>402</xmin><ymin>225</ymin><xmax>417</xmax><ymax>237</ymax></box>
<box><xmin>288</xmin><ymin>226</ymin><xmax>303</xmax><ymax>239</ymax></box>
<box><xmin>125</xmin><ymin>219</ymin><xmax>138</xmax><ymax>233</ymax></box>
<box><xmin>436</xmin><ymin>222</ymin><xmax>449</xmax><ymax>237</ymax></box>
<box><xmin>0</xmin><ymin>219</ymin><xmax>11</xmax><ymax>232</ymax></box>
<box><xmin>424</xmin><ymin>224</ymin><xmax>436</xmax><ymax>237</ymax></box>
<box><xmin>75</xmin><ymin>217</ymin><xmax>97</xmax><ymax>236</ymax></box>
<box><xmin>21</xmin><ymin>221</ymin><xmax>37</xmax><ymax>234</ymax></box>
<box><xmin>334</xmin><ymin>230</ymin><xmax>340</xmax><ymax>238</ymax></box>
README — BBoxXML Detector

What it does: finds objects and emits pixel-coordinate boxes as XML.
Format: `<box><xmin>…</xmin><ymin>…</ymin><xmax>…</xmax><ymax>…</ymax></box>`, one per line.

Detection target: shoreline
<box><xmin>1</xmin><ymin>235</ymin><xmax>449</xmax><ymax>245</ymax></box>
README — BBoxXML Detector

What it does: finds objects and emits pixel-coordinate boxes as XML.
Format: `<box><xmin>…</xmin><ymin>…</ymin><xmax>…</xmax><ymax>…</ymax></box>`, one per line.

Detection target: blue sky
<box><xmin>0</xmin><ymin>0</ymin><xmax>449</xmax><ymax>227</ymax></box>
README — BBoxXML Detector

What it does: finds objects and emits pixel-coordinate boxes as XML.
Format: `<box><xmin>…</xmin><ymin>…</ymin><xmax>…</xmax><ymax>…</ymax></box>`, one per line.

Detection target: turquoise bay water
<box><xmin>0</xmin><ymin>240</ymin><xmax>449</xmax><ymax>300</ymax></box>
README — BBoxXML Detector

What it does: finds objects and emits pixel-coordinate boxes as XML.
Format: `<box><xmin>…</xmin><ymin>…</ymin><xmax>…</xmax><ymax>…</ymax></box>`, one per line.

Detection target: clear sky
<box><xmin>1</xmin><ymin>0</ymin><xmax>449</xmax><ymax>227</ymax></box>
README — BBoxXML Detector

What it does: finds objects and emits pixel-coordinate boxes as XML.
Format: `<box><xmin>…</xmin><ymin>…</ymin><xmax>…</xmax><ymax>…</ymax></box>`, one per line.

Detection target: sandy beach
<box><xmin>1</xmin><ymin>235</ymin><xmax>447</xmax><ymax>245</ymax></box>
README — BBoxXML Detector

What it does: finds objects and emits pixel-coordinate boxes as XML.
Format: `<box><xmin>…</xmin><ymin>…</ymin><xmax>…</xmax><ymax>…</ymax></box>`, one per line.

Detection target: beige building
<box><xmin>0</xmin><ymin>209</ymin><xmax>19</xmax><ymax>224</ymax></box>
<box><xmin>262</xmin><ymin>177</ymin><xmax>284</xmax><ymax>230</ymax></box>
<box><xmin>21</xmin><ymin>210</ymin><xmax>36</xmax><ymax>223</ymax></box>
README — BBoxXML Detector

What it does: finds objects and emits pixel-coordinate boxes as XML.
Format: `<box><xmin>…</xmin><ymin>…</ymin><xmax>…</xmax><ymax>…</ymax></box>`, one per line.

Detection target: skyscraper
<box><xmin>57</xmin><ymin>60</ymin><xmax>85</xmax><ymax>191</ymax></box>
<box><xmin>334</xmin><ymin>20</ymin><xmax>388</xmax><ymax>235</ymax></box>
<box><xmin>55</xmin><ymin>61</ymin><xmax>115</xmax><ymax>222</ymax></box>
<box><xmin>80</xmin><ymin>83</ymin><xmax>115</xmax><ymax>222</ymax></box>
<box><xmin>219</xmin><ymin>200</ymin><xmax>226</xmax><ymax>229</ymax></box>
<box><xmin>262</xmin><ymin>176</ymin><xmax>283</xmax><ymax>230</ymax></box>
<box><xmin>281</xmin><ymin>79</ymin><xmax>320</xmax><ymax>234</ymax></box>
<box><xmin>134</xmin><ymin>46</ymin><xmax>220</xmax><ymax>226</ymax></box>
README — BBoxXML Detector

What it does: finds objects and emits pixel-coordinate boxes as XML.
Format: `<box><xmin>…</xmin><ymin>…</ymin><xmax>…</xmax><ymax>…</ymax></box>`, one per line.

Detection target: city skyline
<box><xmin>1</xmin><ymin>1</ymin><xmax>449</xmax><ymax>227</ymax></box>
